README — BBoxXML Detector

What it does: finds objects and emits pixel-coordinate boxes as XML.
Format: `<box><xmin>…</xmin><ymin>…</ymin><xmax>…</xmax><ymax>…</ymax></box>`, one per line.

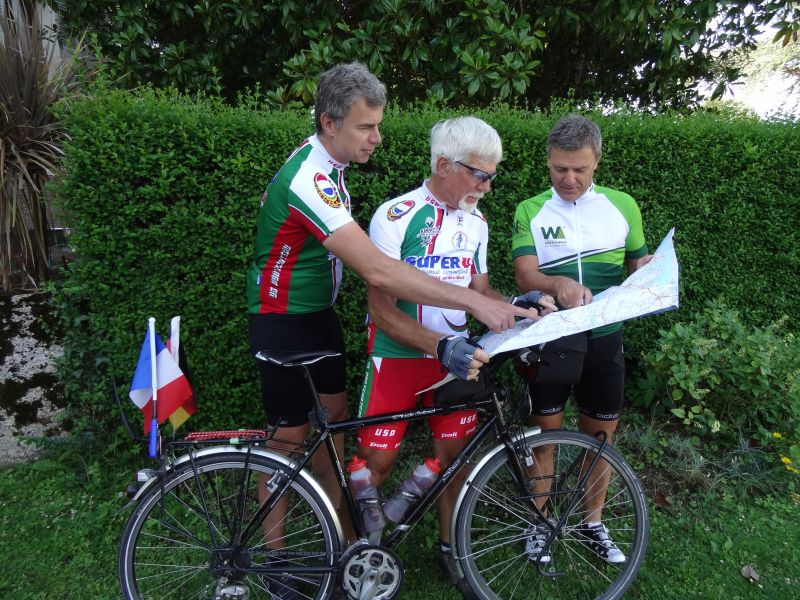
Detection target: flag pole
<box><xmin>148</xmin><ymin>317</ymin><xmax>159</xmax><ymax>458</ymax></box>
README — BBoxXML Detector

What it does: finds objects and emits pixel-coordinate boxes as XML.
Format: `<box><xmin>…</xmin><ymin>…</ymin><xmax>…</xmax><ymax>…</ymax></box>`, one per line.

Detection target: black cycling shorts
<box><xmin>249</xmin><ymin>308</ymin><xmax>346</xmax><ymax>427</ymax></box>
<box><xmin>528</xmin><ymin>329</ymin><xmax>625</xmax><ymax>422</ymax></box>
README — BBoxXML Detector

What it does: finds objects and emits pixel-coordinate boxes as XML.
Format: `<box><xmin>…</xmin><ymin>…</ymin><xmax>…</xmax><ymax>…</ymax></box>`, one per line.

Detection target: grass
<box><xmin>0</xmin><ymin>431</ymin><xmax>798</xmax><ymax>599</ymax></box>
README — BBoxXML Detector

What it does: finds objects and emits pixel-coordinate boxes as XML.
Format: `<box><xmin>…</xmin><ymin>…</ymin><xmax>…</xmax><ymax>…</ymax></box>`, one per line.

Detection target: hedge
<box><xmin>51</xmin><ymin>90</ymin><xmax>800</xmax><ymax>433</ymax></box>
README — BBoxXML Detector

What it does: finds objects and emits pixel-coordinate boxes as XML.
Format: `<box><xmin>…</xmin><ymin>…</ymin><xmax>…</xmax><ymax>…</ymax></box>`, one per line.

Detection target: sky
<box><xmin>721</xmin><ymin>30</ymin><xmax>800</xmax><ymax>119</ymax></box>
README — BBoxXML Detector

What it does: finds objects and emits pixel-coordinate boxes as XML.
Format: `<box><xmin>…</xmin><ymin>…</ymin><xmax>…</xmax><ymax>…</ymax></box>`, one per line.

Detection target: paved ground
<box><xmin>0</xmin><ymin>292</ymin><xmax>65</xmax><ymax>467</ymax></box>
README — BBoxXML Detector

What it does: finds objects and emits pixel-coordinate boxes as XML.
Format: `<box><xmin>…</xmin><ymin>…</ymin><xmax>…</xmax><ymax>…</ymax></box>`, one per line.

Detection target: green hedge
<box><xmin>52</xmin><ymin>90</ymin><xmax>800</xmax><ymax>433</ymax></box>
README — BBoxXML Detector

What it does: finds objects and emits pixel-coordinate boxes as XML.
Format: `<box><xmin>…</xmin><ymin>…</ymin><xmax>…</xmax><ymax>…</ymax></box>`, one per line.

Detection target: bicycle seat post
<box><xmin>300</xmin><ymin>364</ymin><xmax>329</xmax><ymax>430</ymax></box>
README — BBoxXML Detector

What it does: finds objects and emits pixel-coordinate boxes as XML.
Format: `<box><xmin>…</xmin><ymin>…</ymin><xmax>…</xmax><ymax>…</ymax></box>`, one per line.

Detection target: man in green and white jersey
<box><xmin>512</xmin><ymin>114</ymin><xmax>652</xmax><ymax>565</ymax></box>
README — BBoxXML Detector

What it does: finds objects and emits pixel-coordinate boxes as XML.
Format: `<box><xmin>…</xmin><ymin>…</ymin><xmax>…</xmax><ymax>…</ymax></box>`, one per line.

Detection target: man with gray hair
<box><xmin>512</xmin><ymin>114</ymin><xmax>652</xmax><ymax>566</ymax></box>
<box><xmin>247</xmin><ymin>65</ymin><xmax>538</xmax><ymax>588</ymax></box>
<box><xmin>356</xmin><ymin>116</ymin><xmax>554</xmax><ymax>598</ymax></box>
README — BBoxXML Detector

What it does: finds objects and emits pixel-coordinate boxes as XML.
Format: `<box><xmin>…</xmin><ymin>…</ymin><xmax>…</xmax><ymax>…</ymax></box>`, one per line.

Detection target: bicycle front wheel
<box><xmin>454</xmin><ymin>430</ymin><xmax>648</xmax><ymax>600</ymax></box>
<box><xmin>118</xmin><ymin>451</ymin><xmax>340</xmax><ymax>600</ymax></box>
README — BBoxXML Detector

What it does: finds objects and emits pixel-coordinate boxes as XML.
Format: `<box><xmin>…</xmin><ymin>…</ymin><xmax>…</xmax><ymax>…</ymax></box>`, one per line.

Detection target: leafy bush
<box><xmin>632</xmin><ymin>300</ymin><xmax>800</xmax><ymax>473</ymax></box>
<box><xmin>0</xmin><ymin>4</ymin><xmax>92</xmax><ymax>291</ymax></box>
<box><xmin>51</xmin><ymin>90</ymin><xmax>800</xmax><ymax>442</ymax></box>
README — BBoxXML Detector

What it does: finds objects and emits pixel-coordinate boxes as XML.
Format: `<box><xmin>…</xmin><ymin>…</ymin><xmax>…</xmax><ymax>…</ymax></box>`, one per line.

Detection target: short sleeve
<box><xmin>288</xmin><ymin>170</ymin><xmax>353</xmax><ymax>241</ymax></box>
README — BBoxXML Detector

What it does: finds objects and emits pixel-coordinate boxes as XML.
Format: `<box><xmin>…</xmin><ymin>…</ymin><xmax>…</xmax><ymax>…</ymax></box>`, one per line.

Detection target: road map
<box><xmin>479</xmin><ymin>228</ymin><xmax>679</xmax><ymax>356</ymax></box>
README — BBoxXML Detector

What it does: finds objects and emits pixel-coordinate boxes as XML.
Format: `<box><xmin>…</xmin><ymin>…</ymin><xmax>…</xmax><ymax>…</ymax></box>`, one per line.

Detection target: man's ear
<box><xmin>435</xmin><ymin>155</ymin><xmax>451</xmax><ymax>176</ymax></box>
<box><xmin>319</xmin><ymin>112</ymin><xmax>338</xmax><ymax>136</ymax></box>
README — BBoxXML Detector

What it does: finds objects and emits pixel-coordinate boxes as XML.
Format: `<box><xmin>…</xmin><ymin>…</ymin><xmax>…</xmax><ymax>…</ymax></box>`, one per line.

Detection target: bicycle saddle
<box><xmin>255</xmin><ymin>349</ymin><xmax>341</xmax><ymax>367</ymax></box>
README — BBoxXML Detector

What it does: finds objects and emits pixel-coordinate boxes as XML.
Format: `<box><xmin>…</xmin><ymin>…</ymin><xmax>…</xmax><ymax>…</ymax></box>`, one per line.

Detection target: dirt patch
<box><xmin>0</xmin><ymin>292</ymin><xmax>66</xmax><ymax>467</ymax></box>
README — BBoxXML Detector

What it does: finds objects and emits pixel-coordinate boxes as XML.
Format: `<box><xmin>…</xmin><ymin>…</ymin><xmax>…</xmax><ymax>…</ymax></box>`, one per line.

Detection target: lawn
<box><xmin>0</xmin><ymin>434</ymin><xmax>797</xmax><ymax>599</ymax></box>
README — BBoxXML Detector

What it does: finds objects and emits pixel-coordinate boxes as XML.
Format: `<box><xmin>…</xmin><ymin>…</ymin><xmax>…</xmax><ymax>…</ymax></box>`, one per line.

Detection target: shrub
<box><xmin>632</xmin><ymin>300</ymin><xmax>800</xmax><ymax>471</ymax></box>
<box><xmin>51</xmin><ymin>90</ymin><xmax>800</xmax><ymax>441</ymax></box>
<box><xmin>0</xmin><ymin>3</ymin><xmax>93</xmax><ymax>292</ymax></box>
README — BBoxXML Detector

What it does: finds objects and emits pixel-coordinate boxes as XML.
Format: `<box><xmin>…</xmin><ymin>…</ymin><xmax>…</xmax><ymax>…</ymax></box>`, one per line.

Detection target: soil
<box><xmin>0</xmin><ymin>292</ymin><xmax>66</xmax><ymax>467</ymax></box>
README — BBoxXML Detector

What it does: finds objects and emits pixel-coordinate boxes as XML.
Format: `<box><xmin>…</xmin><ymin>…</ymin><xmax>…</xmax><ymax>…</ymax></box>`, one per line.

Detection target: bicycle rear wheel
<box><xmin>454</xmin><ymin>430</ymin><xmax>648</xmax><ymax>600</ymax></box>
<box><xmin>118</xmin><ymin>451</ymin><xmax>340</xmax><ymax>600</ymax></box>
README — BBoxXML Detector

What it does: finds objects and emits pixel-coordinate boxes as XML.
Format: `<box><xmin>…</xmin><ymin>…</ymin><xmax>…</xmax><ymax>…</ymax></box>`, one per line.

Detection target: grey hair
<box><xmin>430</xmin><ymin>116</ymin><xmax>502</xmax><ymax>174</ymax></box>
<box><xmin>546</xmin><ymin>114</ymin><xmax>603</xmax><ymax>158</ymax></box>
<box><xmin>314</xmin><ymin>62</ymin><xmax>386</xmax><ymax>133</ymax></box>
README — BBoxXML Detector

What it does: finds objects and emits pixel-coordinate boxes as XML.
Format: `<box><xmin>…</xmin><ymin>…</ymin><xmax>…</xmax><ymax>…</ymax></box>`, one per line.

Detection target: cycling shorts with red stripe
<box><xmin>357</xmin><ymin>357</ymin><xmax>477</xmax><ymax>451</ymax></box>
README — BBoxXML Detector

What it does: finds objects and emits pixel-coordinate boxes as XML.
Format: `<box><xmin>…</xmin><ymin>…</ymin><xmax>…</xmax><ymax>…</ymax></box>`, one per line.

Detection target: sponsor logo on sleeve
<box><xmin>313</xmin><ymin>173</ymin><xmax>342</xmax><ymax>208</ymax></box>
<box><xmin>387</xmin><ymin>200</ymin><xmax>415</xmax><ymax>221</ymax></box>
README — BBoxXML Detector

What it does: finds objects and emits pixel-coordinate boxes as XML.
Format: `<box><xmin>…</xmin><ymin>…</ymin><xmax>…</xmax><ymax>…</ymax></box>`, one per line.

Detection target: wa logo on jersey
<box><xmin>541</xmin><ymin>226</ymin><xmax>566</xmax><ymax>240</ymax></box>
<box><xmin>417</xmin><ymin>216</ymin><xmax>440</xmax><ymax>245</ymax></box>
<box><xmin>313</xmin><ymin>173</ymin><xmax>341</xmax><ymax>208</ymax></box>
<box><xmin>541</xmin><ymin>225</ymin><xmax>567</xmax><ymax>246</ymax></box>
<box><xmin>387</xmin><ymin>200</ymin><xmax>415</xmax><ymax>221</ymax></box>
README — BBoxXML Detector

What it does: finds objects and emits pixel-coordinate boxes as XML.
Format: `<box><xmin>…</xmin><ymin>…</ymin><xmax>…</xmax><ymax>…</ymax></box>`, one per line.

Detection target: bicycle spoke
<box><xmin>119</xmin><ymin>453</ymin><xmax>338</xmax><ymax>600</ymax></box>
<box><xmin>455</xmin><ymin>431</ymin><xmax>648</xmax><ymax>600</ymax></box>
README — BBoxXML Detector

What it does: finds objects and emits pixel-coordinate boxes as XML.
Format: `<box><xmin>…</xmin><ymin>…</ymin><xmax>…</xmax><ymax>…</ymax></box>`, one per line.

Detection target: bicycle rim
<box><xmin>118</xmin><ymin>452</ymin><xmax>339</xmax><ymax>600</ymax></box>
<box><xmin>455</xmin><ymin>430</ymin><xmax>649</xmax><ymax>600</ymax></box>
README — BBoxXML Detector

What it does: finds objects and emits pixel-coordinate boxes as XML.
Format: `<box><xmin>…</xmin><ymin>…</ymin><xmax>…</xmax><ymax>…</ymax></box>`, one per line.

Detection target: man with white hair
<box><xmin>356</xmin><ymin>116</ymin><xmax>553</xmax><ymax>598</ymax></box>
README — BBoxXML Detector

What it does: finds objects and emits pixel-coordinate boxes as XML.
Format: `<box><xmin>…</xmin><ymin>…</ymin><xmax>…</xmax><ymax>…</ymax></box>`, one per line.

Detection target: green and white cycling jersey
<box><xmin>368</xmin><ymin>182</ymin><xmax>488</xmax><ymax>358</ymax></box>
<box><xmin>512</xmin><ymin>183</ymin><xmax>648</xmax><ymax>336</ymax></box>
<box><xmin>246</xmin><ymin>135</ymin><xmax>354</xmax><ymax>315</ymax></box>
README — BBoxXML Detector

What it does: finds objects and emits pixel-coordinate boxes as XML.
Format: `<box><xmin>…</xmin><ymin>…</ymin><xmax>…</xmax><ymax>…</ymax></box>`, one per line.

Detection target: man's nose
<box><xmin>369</xmin><ymin>127</ymin><xmax>381</xmax><ymax>145</ymax></box>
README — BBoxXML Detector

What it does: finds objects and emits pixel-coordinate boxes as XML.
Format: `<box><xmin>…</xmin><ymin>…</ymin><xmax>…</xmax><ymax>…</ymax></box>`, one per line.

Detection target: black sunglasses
<box><xmin>455</xmin><ymin>160</ymin><xmax>497</xmax><ymax>182</ymax></box>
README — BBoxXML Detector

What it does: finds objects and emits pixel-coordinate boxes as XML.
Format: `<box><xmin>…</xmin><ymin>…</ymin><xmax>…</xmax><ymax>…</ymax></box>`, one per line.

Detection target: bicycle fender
<box><xmin>124</xmin><ymin>446</ymin><xmax>345</xmax><ymax>548</ymax></box>
<box><xmin>448</xmin><ymin>426</ymin><xmax>542</xmax><ymax>553</ymax></box>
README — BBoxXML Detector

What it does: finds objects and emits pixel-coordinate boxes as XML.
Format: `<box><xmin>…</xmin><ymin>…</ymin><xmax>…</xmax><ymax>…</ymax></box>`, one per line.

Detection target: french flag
<box><xmin>129</xmin><ymin>318</ymin><xmax>194</xmax><ymax>437</ymax></box>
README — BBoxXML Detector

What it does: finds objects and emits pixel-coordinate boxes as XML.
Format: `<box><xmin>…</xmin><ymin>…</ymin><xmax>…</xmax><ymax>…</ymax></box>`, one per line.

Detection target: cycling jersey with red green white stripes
<box><xmin>367</xmin><ymin>182</ymin><xmax>489</xmax><ymax>358</ymax></box>
<box><xmin>247</xmin><ymin>135</ymin><xmax>354</xmax><ymax>315</ymax></box>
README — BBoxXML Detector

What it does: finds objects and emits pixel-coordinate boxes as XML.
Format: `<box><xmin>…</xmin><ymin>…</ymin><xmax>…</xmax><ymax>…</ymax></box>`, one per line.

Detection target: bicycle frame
<box><xmin>228</xmin><ymin>355</ymin><xmax>554</xmax><ymax>570</ymax></box>
<box><xmin>120</xmin><ymin>348</ymin><xmax>648</xmax><ymax>600</ymax></box>
<box><xmin>138</xmin><ymin>350</ymin><xmax>614</xmax><ymax>583</ymax></box>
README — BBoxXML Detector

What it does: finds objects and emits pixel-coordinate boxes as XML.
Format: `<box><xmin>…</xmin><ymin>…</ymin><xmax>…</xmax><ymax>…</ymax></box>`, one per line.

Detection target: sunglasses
<box><xmin>455</xmin><ymin>160</ymin><xmax>497</xmax><ymax>182</ymax></box>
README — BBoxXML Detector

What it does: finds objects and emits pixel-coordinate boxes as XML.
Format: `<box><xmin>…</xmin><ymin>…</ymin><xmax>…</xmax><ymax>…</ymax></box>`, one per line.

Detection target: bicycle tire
<box><xmin>454</xmin><ymin>430</ymin><xmax>648</xmax><ymax>600</ymax></box>
<box><xmin>118</xmin><ymin>451</ymin><xmax>341</xmax><ymax>600</ymax></box>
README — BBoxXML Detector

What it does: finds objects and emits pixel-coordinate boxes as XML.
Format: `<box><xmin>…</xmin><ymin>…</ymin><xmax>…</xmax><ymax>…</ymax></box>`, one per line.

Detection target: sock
<box><xmin>586</xmin><ymin>521</ymin><xmax>601</xmax><ymax>528</ymax></box>
<box><xmin>440</xmin><ymin>540</ymin><xmax>451</xmax><ymax>554</ymax></box>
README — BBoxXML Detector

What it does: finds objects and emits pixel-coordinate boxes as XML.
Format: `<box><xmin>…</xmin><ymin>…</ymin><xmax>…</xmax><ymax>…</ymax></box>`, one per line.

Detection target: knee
<box><xmin>328</xmin><ymin>403</ymin><xmax>349</xmax><ymax>422</ymax></box>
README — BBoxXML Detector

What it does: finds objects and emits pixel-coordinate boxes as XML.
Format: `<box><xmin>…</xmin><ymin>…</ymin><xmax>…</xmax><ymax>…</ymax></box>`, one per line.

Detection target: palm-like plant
<box><xmin>0</xmin><ymin>1</ymin><xmax>84</xmax><ymax>292</ymax></box>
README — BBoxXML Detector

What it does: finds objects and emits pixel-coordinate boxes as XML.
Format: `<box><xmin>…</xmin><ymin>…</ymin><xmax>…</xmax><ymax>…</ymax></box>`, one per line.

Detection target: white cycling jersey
<box><xmin>368</xmin><ymin>182</ymin><xmax>489</xmax><ymax>358</ymax></box>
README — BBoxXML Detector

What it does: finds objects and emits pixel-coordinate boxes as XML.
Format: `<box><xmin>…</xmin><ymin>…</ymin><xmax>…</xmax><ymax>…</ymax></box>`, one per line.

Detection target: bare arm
<box><xmin>368</xmin><ymin>286</ymin><xmax>442</xmax><ymax>357</ymax></box>
<box><xmin>513</xmin><ymin>254</ymin><xmax>592</xmax><ymax>309</ymax></box>
<box><xmin>626</xmin><ymin>254</ymin><xmax>653</xmax><ymax>274</ymax></box>
<box><xmin>467</xmin><ymin>273</ymin><xmax>506</xmax><ymax>301</ymax></box>
<box><xmin>325</xmin><ymin>222</ymin><xmax>537</xmax><ymax>332</ymax></box>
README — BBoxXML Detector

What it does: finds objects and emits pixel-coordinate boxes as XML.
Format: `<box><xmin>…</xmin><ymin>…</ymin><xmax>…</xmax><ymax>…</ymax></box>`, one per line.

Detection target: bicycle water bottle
<box><xmin>347</xmin><ymin>457</ymin><xmax>386</xmax><ymax>543</ymax></box>
<box><xmin>383</xmin><ymin>457</ymin><xmax>441</xmax><ymax>523</ymax></box>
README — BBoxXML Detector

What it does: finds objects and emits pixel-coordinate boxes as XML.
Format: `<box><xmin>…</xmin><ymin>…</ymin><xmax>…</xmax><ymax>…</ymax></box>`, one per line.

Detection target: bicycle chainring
<box><xmin>340</xmin><ymin>544</ymin><xmax>403</xmax><ymax>600</ymax></box>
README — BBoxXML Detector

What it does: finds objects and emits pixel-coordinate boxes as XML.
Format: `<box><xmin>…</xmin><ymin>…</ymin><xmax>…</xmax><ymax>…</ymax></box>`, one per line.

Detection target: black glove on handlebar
<box><xmin>436</xmin><ymin>335</ymin><xmax>479</xmax><ymax>381</ymax></box>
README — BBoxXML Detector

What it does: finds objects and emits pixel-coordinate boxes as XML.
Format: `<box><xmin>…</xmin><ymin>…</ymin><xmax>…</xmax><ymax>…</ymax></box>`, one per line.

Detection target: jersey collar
<box><xmin>421</xmin><ymin>180</ymin><xmax>447</xmax><ymax>209</ymax></box>
<box><xmin>551</xmin><ymin>182</ymin><xmax>596</xmax><ymax>203</ymax></box>
<box><xmin>310</xmin><ymin>134</ymin><xmax>347</xmax><ymax>171</ymax></box>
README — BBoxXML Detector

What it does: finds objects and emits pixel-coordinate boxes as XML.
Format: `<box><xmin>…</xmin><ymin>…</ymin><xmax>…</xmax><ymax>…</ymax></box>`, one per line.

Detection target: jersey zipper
<box><xmin>572</xmin><ymin>200</ymin><xmax>583</xmax><ymax>286</ymax></box>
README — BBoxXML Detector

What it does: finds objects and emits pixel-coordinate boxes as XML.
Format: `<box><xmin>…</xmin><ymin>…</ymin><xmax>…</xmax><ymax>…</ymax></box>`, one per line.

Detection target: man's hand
<box><xmin>436</xmin><ymin>336</ymin><xmax>489</xmax><ymax>381</ymax></box>
<box><xmin>511</xmin><ymin>291</ymin><xmax>558</xmax><ymax>315</ymax></box>
<box><xmin>554</xmin><ymin>277</ymin><xmax>592</xmax><ymax>309</ymax></box>
<box><xmin>471</xmin><ymin>296</ymin><xmax>539</xmax><ymax>332</ymax></box>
